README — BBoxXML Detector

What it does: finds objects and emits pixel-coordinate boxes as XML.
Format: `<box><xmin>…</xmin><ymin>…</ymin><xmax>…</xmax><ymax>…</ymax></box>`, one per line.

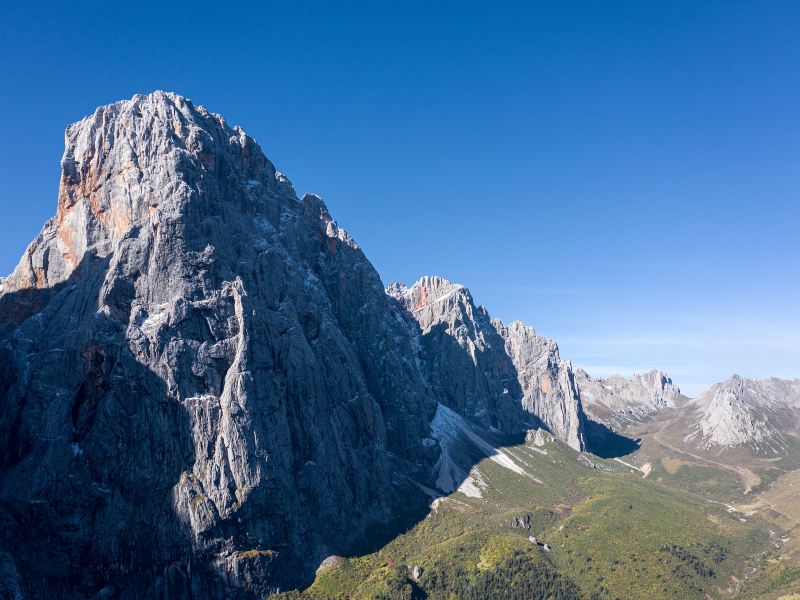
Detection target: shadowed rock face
<box><xmin>387</xmin><ymin>276</ymin><xmax>527</xmax><ymax>434</ymax></box>
<box><xmin>387</xmin><ymin>276</ymin><xmax>588</xmax><ymax>451</ymax></box>
<box><xmin>0</xmin><ymin>92</ymin><xmax>438</xmax><ymax>597</ymax></box>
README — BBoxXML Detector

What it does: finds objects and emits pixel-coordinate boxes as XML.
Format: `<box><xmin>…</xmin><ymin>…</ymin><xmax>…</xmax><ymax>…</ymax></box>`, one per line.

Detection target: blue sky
<box><xmin>1</xmin><ymin>1</ymin><xmax>798</xmax><ymax>395</ymax></box>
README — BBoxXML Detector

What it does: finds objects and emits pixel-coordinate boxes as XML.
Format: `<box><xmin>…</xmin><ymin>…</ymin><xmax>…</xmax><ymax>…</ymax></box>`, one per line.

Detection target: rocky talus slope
<box><xmin>684</xmin><ymin>374</ymin><xmax>800</xmax><ymax>452</ymax></box>
<box><xmin>388</xmin><ymin>276</ymin><xmax>587</xmax><ymax>451</ymax></box>
<box><xmin>0</xmin><ymin>92</ymin><xmax>439</xmax><ymax>598</ymax></box>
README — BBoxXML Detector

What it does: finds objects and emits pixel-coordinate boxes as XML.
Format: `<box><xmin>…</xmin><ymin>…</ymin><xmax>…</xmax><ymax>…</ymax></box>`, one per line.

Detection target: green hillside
<box><xmin>275</xmin><ymin>431</ymin><xmax>800</xmax><ymax>599</ymax></box>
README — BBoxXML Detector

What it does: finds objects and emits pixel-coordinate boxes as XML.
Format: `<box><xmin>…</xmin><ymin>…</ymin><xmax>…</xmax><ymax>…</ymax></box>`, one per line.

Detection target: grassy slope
<box><xmin>275</xmin><ymin>434</ymin><xmax>799</xmax><ymax>599</ymax></box>
<box><xmin>624</xmin><ymin>407</ymin><xmax>800</xmax><ymax>503</ymax></box>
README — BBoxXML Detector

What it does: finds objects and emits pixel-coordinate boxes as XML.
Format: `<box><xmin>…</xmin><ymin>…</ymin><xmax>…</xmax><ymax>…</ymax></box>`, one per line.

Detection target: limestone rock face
<box><xmin>388</xmin><ymin>277</ymin><xmax>587</xmax><ymax>450</ymax></box>
<box><xmin>0</xmin><ymin>92</ymin><xmax>436</xmax><ymax>597</ymax></box>
<box><xmin>387</xmin><ymin>276</ymin><xmax>525</xmax><ymax>433</ymax></box>
<box><xmin>686</xmin><ymin>375</ymin><xmax>800</xmax><ymax>452</ymax></box>
<box><xmin>493</xmin><ymin>320</ymin><xmax>587</xmax><ymax>451</ymax></box>
<box><xmin>576</xmin><ymin>369</ymin><xmax>681</xmax><ymax>428</ymax></box>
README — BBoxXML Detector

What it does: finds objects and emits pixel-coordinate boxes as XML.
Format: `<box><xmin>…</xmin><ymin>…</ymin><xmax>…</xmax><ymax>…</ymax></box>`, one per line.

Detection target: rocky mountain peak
<box><xmin>492</xmin><ymin>319</ymin><xmax>587</xmax><ymax>451</ymax></box>
<box><xmin>576</xmin><ymin>368</ymin><xmax>681</xmax><ymax>429</ymax></box>
<box><xmin>0</xmin><ymin>92</ymin><xmax>437</xmax><ymax>596</ymax></box>
<box><xmin>686</xmin><ymin>375</ymin><xmax>800</xmax><ymax>452</ymax></box>
<box><xmin>388</xmin><ymin>275</ymin><xmax>523</xmax><ymax>432</ymax></box>
<box><xmin>388</xmin><ymin>275</ymin><xmax>471</xmax><ymax>324</ymax></box>
<box><xmin>495</xmin><ymin>320</ymin><xmax>564</xmax><ymax>368</ymax></box>
<box><xmin>2</xmin><ymin>91</ymin><xmax>291</xmax><ymax>296</ymax></box>
<box><xmin>389</xmin><ymin>277</ymin><xmax>588</xmax><ymax>450</ymax></box>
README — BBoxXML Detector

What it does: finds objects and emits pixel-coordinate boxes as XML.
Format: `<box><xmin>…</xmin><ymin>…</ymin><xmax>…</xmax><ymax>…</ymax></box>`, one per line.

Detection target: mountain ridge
<box><xmin>387</xmin><ymin>275</ymin><xmax>588</xmax><ymax>451</ymax></box>
<box><xmin>0</xmin><ymin>91</ymin><xmax>440</xmax><ymax>597</ymax></box>
<box><xmin>1</xmin><ymin>91</ymin><xmax>798</xmax><ymax>598</ymax></box>
<box><xmin>685</xmin><ymin>374</ymin><xmax>800</xmax><ymax>452</ymax></box>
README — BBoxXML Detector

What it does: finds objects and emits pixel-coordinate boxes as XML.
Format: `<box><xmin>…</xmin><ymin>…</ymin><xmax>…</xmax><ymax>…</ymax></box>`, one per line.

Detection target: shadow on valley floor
<box><xmin>584</xmin><ymin>419</ymin><xmax>641</xmax><ymax>458</ymax></box>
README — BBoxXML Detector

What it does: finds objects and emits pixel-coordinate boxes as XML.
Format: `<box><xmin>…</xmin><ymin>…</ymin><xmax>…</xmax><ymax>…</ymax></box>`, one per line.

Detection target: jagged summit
<box><xmin>3</xmin><ymin>91</ymin><xmax>293</xmax><ymax>296</ymax></box>
<box><xmin>388</xmin><ymin>275</ymin><xmax>524</xmax><ymax>433</ymax></box>
<box><xmin>387</xmin><ymin>275</ymin><xmax>468</xmax><ymax>317</ymax></box>
<box><xmin>685</xmin><ymin>374</ymin><xmax>800</xmax><ymax>451</ymax></box>
<box><xmin>388</xmin><ymin>275</ymin><xmax>588</xmax><ymax>450</ymax></box>
<box><xmin>0</xmin><ymin>92</ymin><xmax>437</xmax><ymax>596</ymax></box>
<box><xmin>493</xmin><ymin>319</ymin><xmax>587</xmax><ymax>451</ymax></box>
<box><xmin>576</xmin><ymin>369</ymin><xmax>681</xmax><ymax>428</ymax></box>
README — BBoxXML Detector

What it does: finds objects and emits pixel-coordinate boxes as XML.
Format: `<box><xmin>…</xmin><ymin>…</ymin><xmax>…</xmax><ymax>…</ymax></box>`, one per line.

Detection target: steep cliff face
<box><xmin>493</xmin><ymin>320</ymin><xmax>587</xmax><ymax>452</ymax></box>
<box><xmin>386</xmin><ymin>276</ymin><xmax>526</xmax><ymax>433</ymax></box>
<box><xmin>684</xmin><ymin>375</ymin><xmax>800</xmax><ymax>453</ymax></box>
<box><xmin>0</xmin><ymin>92</ymin><xmax>436</xmax><ymax>597</ymax></box>
<box><xmin>388</xmin><ymin>277</ymin><xmax>587</xmax><ymax>450</ymax></box>
<box><xmin>576</xmin><ymin>369</ymin><xmax>681</xmax><ymax>429</ymax></box>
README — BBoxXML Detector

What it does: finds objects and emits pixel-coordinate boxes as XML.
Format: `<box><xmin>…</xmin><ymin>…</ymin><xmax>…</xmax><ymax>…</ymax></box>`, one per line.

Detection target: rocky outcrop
<box><xmin>493</xmin><ymin>320</ymin><xmax>587</xmax><ymax>451</ymax></box>
<box><xmin>0</xmin><ymin>90</ymin><xmax>665</xmax><ymax>597</ymax></box>
<box><xmin>576</xmin><ymin>369</ymin><xmax>681</xmax><ymax>429</ymax></box>
<box><xmin>0</xmin><ymin>92</ymin><xmax>438</xmax><ymax>597</ymax></box>
<box><xmin>387</xmin><ymin>277</ymin><xmax>526</xmax><ymax>433</ymax></box>
<box><xmin>388</xmin><ymin>277</ymin><xmax>587</xmax><ymax>450</ymax></box>
<box><xmin>684</xmin><ymin>375</ymin><xmax>800</xmax><ymax>452</ymax></box>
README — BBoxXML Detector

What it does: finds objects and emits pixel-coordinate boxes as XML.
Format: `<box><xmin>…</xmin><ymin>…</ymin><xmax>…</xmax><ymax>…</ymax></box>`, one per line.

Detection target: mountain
<box><xmin>592</xmin><ymin>372</ymin><xmax>800</xmax><ymax>506</ymax></box>
<box><xmin>2</xmin><ymin>91</ymin><xmax>800</xmax><ymax>599</ymax></box>
<box><xmin>386</xmin><ymin>277</ymin><xmax>527</xmax><ymax>434</ymax></box>
<box><xmin>0</xmin><ymin>91</ymin><xmax>442</xmax><ymax>597</ymax></box>
<box><xmin>387</xmin><ymin>276</ymin><xmax>587</xmax><ymax>451</ymax></box>
<box><xmin>576</xmin><ymin>369</ymin><xmax>682</xmax><ymax>430</ymax></box>
<box><xmin>492</xmin><ymin>320</ymin><xmax>587</xmax><ymax>451</ymax></box>
<box><xmin>684</xmin><ymin>375</ymin><xmax>800</xmax><ymax>453</ymax></box>
<box><xmin>0</xmin><ymin>91</ymin><xmax>611</xmax><ymax>598</ymax></box>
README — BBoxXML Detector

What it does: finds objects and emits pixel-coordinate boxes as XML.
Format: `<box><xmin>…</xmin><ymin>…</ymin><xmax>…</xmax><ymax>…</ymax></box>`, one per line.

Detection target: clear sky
<box><xmin>1</xmin><ymin>1</ymin><xmax>798</xmax><ymax>395</ymax></box>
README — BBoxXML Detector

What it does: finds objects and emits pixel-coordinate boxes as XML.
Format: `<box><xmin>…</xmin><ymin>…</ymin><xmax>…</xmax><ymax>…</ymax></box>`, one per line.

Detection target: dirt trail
<box><xmin>613</xmin><ymin>457</ymin><xmax>651</xmax><ymax>477</ymax></box>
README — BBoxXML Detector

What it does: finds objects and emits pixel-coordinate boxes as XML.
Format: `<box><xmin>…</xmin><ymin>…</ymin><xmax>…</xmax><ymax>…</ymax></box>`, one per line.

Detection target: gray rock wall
<box><xmin>388</xmin><ymin>277</ymin><xmax>587</xmax><ymax>450</ymax></box>
<box><xmin>494</xmin><ymin>320</ymin><xmax>587</xmax><ymax>451</ymax></box>
<box><xmin>576</xmin><ymin>368</ymin><xmax>680</xmax><ymax>428</ymax></box>
<box><xmin>0</xmin><ymin>92</ymin><xmax>435</xmax><ymax>597</ymax></box>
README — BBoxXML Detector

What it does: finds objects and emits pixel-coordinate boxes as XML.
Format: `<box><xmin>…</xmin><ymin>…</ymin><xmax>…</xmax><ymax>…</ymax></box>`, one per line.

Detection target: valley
<box><xmin>0</xmin><ymin>91</ymin><xmax>797</xmax><ymax>599</ymax></box>
<box><xmin>281</xmin><ymin>415</ymin><xmax>797</xmax><ymax>599</ymax></box>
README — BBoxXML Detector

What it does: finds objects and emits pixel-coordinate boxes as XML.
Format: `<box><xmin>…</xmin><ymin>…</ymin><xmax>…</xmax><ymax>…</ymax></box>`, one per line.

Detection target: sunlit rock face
<box><xmin>576</xmin><ymin>369</ymin><xmax>681</xmax><ymax>428</ymax></box>
<box><xmin>388</xmin><ymin>276</ymin><xmax>588</xmax><ymax>451</ymax></box>
<box><xmin>686</xmin><ymin>375</ymin><xmax>800</xmax><ymax>452</ymax></box>
<box><xmin>494</xmin><ymin>320</ymin><xmax>587</xmax><ymax>451</ymax></box>
<box><xmin>0</xmin><ymin>92</ymin><xmax>437</xmax><ymax>597</ymax></box>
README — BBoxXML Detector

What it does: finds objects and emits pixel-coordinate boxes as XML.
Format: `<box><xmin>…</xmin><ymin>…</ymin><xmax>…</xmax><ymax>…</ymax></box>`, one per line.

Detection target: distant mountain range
<box><xmin>0</xmin><ymin>92</ymin><xmax>797</xmax><ymax>599</ymax></box>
